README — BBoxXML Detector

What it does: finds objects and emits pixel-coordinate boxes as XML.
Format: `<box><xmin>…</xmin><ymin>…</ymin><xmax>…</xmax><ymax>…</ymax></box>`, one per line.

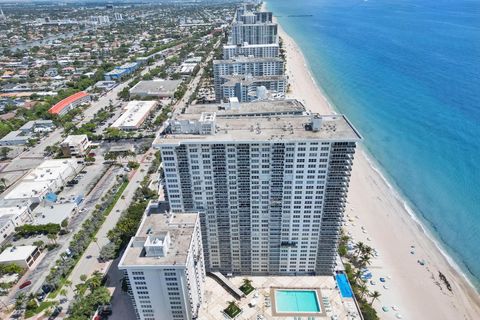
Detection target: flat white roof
<box><xmin>0</xmin><ymin>203</ymin><xmax>30</xmax><ymax>218</ymax></box>
<box><xmin>0</xmin><ymin>245</ymin><xmax>37</xmax><ymax>262</ymax></box>
<box><xmin>4</xmin><ymin>181</ymin><xmax>51</xmax><ymax>200</ymax></box>
<box><xmin>33</xmin><ymin>202</ymin><xmax>76</xmax><ymax>225</ymax></box>
<box><xmin>62</xmin><ymin>134</ymin><xmax>88</xmax><ymax>145</ymax></box>
<box><xmin>4</xmin><ymin>159</ymin><xmax>79</xmax><ymax>200</ymax></box>
<box><xmin>111</xmin><ymin>101</ymin><xmax>156</xmax><ymax>129</ymax></box>
<box><xmin>23</xmin><ymin>159</ymin><xmax>77</xmax><ymax>182</ymax></box>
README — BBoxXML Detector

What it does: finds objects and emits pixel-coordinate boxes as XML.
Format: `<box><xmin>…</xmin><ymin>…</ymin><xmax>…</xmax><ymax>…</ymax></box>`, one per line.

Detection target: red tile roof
<box><xmin>48</xmin><ymin>91</ymin><xmax>89</xmax><ymax>114</ymax></box>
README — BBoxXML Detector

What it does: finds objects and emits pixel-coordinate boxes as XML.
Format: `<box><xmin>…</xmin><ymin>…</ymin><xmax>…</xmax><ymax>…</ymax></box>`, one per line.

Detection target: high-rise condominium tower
<box><xmin>153</xmin><ymin>100</ymin><xmax>361</xmax><ymax>276</ymax></box>
<box><xmin>119</xmin><ymin>201</ymin><xmax>205</xmax><ymax>320</ymax></box>
<box><xmin>213</xmin><ymin>56</ymin><xmax>284</xmax><ymax>102</ymax></box>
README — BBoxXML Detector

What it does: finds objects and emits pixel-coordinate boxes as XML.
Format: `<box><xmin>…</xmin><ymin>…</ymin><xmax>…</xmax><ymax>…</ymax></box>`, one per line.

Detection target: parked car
<box><xmin>97</xmin><ymin>304</ymin><xmax>113</xmax><ymax>316</ymax></box>
<box><xmin>42</xmin><ymin>284</ymin><xmax>54</xmax><ymax>294</ymax></box>
<box><xmin>19</xmin><ymin>280</ymin><xmax>31</xmax><ymax>289</ymax></box>
<box><xmin>36</xmin><ymin>292</ymin><xmax>46</xmax><ymax>301</ymax></box>
<box><xmin>48</xmin><ymin>306</ymin><xmax>63</xmax><ymax>320</ymax></box>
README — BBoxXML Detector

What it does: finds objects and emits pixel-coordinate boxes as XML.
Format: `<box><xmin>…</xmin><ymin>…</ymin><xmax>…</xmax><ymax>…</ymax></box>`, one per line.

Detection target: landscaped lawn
<box><xmin>224</xmin><ymin>302</ymin><xmax>241</xmax><ymax>319</ymax></box>
<box><xmin>239</xmin><ymin>282</ymin><xmax>255</xmax><ymax>295</ymax></box>
<box><xmin>24</xmin><ymin>301</ymin><xmax>55</xmax><ymax>318</ymax></box>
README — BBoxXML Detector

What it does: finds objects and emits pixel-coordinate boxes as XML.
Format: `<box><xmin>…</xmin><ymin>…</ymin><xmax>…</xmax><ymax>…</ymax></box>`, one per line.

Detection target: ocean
<box><xmin>266</xmin><ymin>0</ymin><xmax>480</xmax><ymax>289</ymax></box>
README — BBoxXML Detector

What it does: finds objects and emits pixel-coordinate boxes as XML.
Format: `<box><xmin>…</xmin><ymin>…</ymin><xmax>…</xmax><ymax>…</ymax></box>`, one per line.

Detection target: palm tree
<box><xmin>64</xmin><ymin>279</ymin><xmax>72</xmax><ymax>289</ymax></box>
<box><xmin>74</xmin><ymin>283</ymin><xmax>87</xmax><ymax>297</ymax></box>
<box><xmin>354</xmin><ymin>242</ymin><xmax>366</xmax><ymax>259</ymax></box>
<box><xmin>359</xmin><ymin>254</ymin><xmax>372</xmax><ymax>269</ymax></box>
<box><xmin>358</xmin><ymin>282</ymin><xmax>369</xmax><ymax>300</ymax></box>
<box><xmin>87</xmin><ymin>272</ymin><xmax>103</xmax><ymax>291</ymax></box>
<box><xmin>226</xmin><ymin>301</ymin><xmax>238</xmax><ymax>314</ymax></box>
<box><xmin>362</xmin><ymin>245</ymin><xmax>374</xmax><ymax>259</ymax></box>
<box><xmin>47</xmin><ymin>233</ymin><xmax>57</xmax><ymax>244</ymax></box>
<box><xmin>369</xmin><ymin>290</ymin><xmax>381</xmax><ymax>305</ymax></box>
<box><xmin>242</xmin><ymin>278</ymin><xmax>252</xmax><ymax>287</ymax></box>
<box><xmin>92</xmin><ymin>236</ymin><xmax>101</xmax><ymax>251</ymax></box>
<box><xmin>353</xmin><ymin>269</ymin><xmax>363</xmax><ymax>282</ymax></box>
<box><xmin>15</xmin><ymin>292</ymin><xmax>26</xmax><ymax>310</ymax></box>
<box><xmin>59</xmin><ymin>288</ymin><xmax>67</xmax><ymax>301</ymax></box>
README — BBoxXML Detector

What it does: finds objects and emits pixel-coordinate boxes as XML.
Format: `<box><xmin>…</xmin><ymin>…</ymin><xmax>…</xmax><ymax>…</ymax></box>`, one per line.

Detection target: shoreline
<box><xmin>270</xmin><ymin>4</ymin><xmax>480</xmax><ymax>319</ymax></box>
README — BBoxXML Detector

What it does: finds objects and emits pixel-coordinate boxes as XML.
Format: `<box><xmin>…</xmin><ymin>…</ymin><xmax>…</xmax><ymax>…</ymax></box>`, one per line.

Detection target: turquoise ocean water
<box><xmin>266</xmin><ymin>0</ymin><xmax>480</xmax><ymax>289</ymax></box>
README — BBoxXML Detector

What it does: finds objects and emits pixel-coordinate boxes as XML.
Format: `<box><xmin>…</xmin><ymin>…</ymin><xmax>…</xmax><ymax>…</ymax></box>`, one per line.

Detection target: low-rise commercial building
<box><xmin>104</xmin><ymin>68</ymin><xmax>129</xmax><ymax>81</ymax></box>
<box><xmin>129</xmin><ymin>80</ymin><xmax>182</xmax><ymax>99</ymax></box>
<box><xmin>119</xmin><ymin>201</ymin><xmax>205</xmax><ymax>320</ymax></box>
<box><xmin>4</xmin><ymin>159</ymin><xmax>80</xmax><ymax>203</ymax></box>
<box><xmin>61</xmin><ymin>134</ymin><xmax>91</xmax><ymax>157</ymax></box>
<box><xmin>111</xmin><ymin>101</ymin><xmax>157</xmax><ymax>130</ymax></box>
<box><xmin>48</xmin><ymin>91</ymin><xmax>90</xmax><ymax>116</ymax></box>
<box><xmin>0</xmin><ymin>245</ymin><xmax>40</xmax><ymax>269</ymax></box>
<box><xmin>0</xmin><ymin>216</ymin><xmax>15</xmax><ymax>245</ymax></box>
<box><xmin>105</xmin><ymin>62</ymin><xmax>140</xmax><ymax>81</ymax></box>
<box><xmin>0</xmin><ymin>199</ymin><xmax>33</xmax><ymax>226</ymax></box>
<box><xmin>0</xmin><ymin>199</ymin><xmax>33</xmax><ymax>245</ymax></box>
<box><xmin>32</xmin><ymin>202</ymin><xmax>77</xmax><ymax>225</ymax></box>
<box><xmin>19</xmin><ymin>120</ymin><xmax>55</xmax><ymax>133</ymax></box>
<box><xmin>0</xmin><ymin>130</ymin><xmax>31</xmax><ymax>146</ymax></box>
<box><xmin>94</xmin><ymin>81</ymin><xmax>117</xmax><ymax>91</ymax></box>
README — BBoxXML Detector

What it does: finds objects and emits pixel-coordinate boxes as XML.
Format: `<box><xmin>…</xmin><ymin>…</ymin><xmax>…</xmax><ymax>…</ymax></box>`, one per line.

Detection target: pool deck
<box><xmin>198</xmin><ymin>275</ymin><xmax>362</xmax><ymax>320</ymax></box>
<box><xmin>270</xmin><ymin>287</ymin><xmax>326</xmax><ymax>317</ymax></box>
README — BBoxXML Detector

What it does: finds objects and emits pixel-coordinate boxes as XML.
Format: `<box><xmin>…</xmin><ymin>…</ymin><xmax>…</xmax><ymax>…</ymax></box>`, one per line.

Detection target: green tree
<box><xmin>0</xmin><ymin>147</ymin><xmax>11</xmax><ymax>159</ymax></box>
<box><xmin>369</xmin><ymin>290</ymin><xmax>381</xmax><ymax>305</ymax></box>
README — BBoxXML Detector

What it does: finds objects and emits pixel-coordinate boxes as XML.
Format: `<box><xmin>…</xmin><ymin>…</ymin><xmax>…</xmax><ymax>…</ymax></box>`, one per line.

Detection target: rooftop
<box><xmin>154</xmin><ymin>100</ymin><xmax>361</xmax><ymax>146</ymax></box>
<box><xmin>105</xmin><ymin>69</ymin><xmax>128</xmax><ymax>76</ymax></box>
<box><xmin>62</xmin><ymin>134</ymin><xmax>88</xmax><ymax>145</ymax></box>
<box><xmin>214</xmin><ymin>56</ymin><xmax>283</xmax><ymax>64</ymax></box>
<box><xmin>130</xmin><ymin>80</ymin><xmax>182</xmax><ymax>96</ymax></box>
<box><xmin>0</xmin><ymin>130</ymin><xmax>30</xmax><ymax>142</ymax></box>
<box><xmin>0</xmin><ymin>199</ymin><xmax>31</xmax><ymax>218</ymax></box>
<box><xmin>32</xmin><ymin>202</ymin><xmax>76</xmax><ymax>225</ymax></box>
<box><xmin>223</xmin><ymin>43</ymin><xmax>279</xmax><ymax>49</ymax></box>
<box><xmin>222</xmin><ymin>74</ymin><xmax>286</xmax><ymax>86</ymax></box>
<box><xmin>111</xmin><ymin>100</ymin><xmax>157</xmax><ymax>129</ymax></box>
<box><xmin>0</xmin><ymin>245</ymin><xmax>37</xmax><ymax>262</ymax></box>
<box><xmin>185</xmin><ymin>99</ymin><xmax>305</xmax><ymax>117</ymax></box>
<box><xmin>48</xmin><ymin>91</ymin><xmax>89</xmax><ymax>114</ymax></box>
<box><xmin>4</xmin><ymin>159</ymin><xmax>79</xmax><ymax>200</ymax></box>
<box><xmin>119</xmin><ymin>201</ymin><xmax>198</xmax><ymax>267</ymax></box>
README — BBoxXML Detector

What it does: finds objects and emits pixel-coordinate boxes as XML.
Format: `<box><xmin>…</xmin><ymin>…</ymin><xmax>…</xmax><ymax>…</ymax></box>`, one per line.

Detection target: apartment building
<box><xmin>230</xmin><ymin>22</ymin><xmax>278</xmax><ymax>45</ymax></box>
<box><xmin>61</xmin><ymin>134</ymin><xmax>91</xmax><ymax>157</ymax></box>
<box><xmin>230</xmin><ymin>8</ymin><xmax>277</xmax><ymax>45</ymax></box>
<box><xmin>223</xmin><ymin>43</ymin><xmax>280</xmax><ymax>59</ymax></box>
<box><xmin>220</xmin><ymin>74</ymin><xmax>287</xmax><ymax>102</ymax></box>
<box><xmin>118</xmin><ymin>201</ymin><xmax>205</xmax><ymax>320</ymax></box>
<box><xmin>213</xmin><ymin>57</ymin><xmax>284</xmax><ymax>101</ymax></box>
<box><xmin>153</xmin><ymin>101</ymin><xmax>361</xmax><ymax>276</ymax></box>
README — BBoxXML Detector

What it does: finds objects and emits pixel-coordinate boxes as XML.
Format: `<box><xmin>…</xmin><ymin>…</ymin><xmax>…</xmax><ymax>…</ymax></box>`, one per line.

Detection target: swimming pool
<box><xmin>336</xmin><ymin>273</ymin><xmax>354</xmax><ymax>298</ymax></box>
<box><xmin>274</xmin><ymin>289</ymin><xmax>321</xmax><ymax>313</ymax></box>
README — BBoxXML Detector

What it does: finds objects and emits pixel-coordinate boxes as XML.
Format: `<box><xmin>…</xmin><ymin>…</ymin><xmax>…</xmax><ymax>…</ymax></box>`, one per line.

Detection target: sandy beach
<box><xmin>276</xmin><ymin>17</ymin><xmax>480</xmax><ymax>320</ymax></box>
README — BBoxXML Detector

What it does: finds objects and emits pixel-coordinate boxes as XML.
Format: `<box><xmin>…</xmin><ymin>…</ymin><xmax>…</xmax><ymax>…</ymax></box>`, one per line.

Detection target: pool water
<box><xmin>335</xmin><ymin>273</ymin><xmax>353</xmax><ymax>298</ymax></box>
<box><xmin>275</xmin><ymin>289</ymin><xmax>321</xmax><ymax>313</ymax></box>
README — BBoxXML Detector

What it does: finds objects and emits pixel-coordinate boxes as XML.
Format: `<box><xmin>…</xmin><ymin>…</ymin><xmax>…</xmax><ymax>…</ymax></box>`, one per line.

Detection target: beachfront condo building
<box><xmin>223</xmin><ymin>43</ymin><xmax>280</xmax><ymax>59</ymax></box>
<box><xmin>153</xmin><ymin>100</ymin><xmax>361</xmax><ymax>276</ymax></box>
<box><xmin>229</xmin><ymin>8</ymin><xmax>277</xmax><ymax>46</ymax></box>
<box><xmin>118</xmin><ymin>201</ymin><xmax>205</xmax><ymax>320</ymax></box>
<box><xmin>220</xmin><ymin>74</ymin><xmax>287</xmax><ymax>102</ymax></box>
<box><xmin>213</xmin><ymin>57</ymin><xmax>285</xmax><ymax>101</ymax></box>
<box><xmin>230</xmin><ymin>22</ymin><xmax>278</xmax><ymax>46</ymax></box>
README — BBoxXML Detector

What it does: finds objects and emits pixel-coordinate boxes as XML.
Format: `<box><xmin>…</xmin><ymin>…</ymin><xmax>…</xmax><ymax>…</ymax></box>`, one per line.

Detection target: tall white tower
<box><xmin>153</xmin><ymin>100</ymin><xmax>361</xmax><ymax>276</ymax></box>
